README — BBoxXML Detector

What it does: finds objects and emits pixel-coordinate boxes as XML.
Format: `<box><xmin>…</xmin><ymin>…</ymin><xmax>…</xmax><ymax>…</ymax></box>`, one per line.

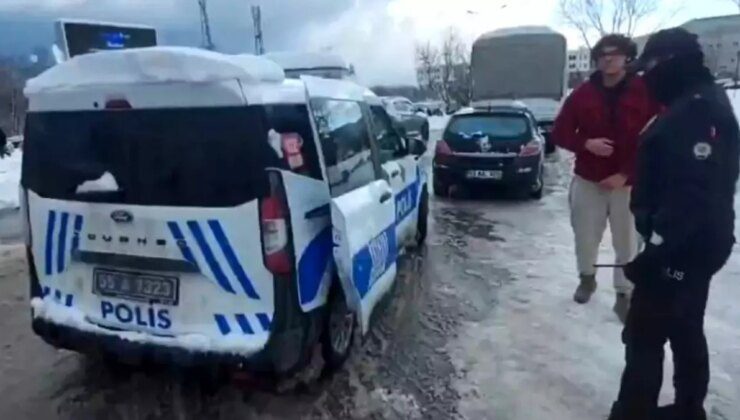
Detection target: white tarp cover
<box><xmin>472</xmin><ymin>27</ymin><xmax>567</xmax><ymax>102</ymax></box>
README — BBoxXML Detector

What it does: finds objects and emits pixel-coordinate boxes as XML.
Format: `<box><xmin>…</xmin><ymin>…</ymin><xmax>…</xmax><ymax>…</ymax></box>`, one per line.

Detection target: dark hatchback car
<box><xmin>433</xmin><ymin>106</ymin><xmax>545</xmax><ymax>199</ymax></box>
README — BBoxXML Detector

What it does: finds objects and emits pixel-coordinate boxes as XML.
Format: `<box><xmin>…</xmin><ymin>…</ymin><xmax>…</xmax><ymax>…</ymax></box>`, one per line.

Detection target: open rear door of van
<box><xmin>331</xmin><ymin>180</ymin><xmax>397</xmax><ymax>334</ymax></box>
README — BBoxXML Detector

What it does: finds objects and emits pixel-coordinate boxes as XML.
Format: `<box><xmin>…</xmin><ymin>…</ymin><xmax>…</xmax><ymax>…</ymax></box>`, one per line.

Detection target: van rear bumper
<box><xmin>32</xmin><ymin>316</ymin><xmax>304</xmax><ymax>372</ymax></box>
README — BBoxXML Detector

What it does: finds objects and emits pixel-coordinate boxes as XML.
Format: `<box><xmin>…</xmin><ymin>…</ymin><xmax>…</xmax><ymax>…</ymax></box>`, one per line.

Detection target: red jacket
<box><xmin>552</xmin><ymin>73</ymin><xmax>660</xmax><ymax>184</ymax></box>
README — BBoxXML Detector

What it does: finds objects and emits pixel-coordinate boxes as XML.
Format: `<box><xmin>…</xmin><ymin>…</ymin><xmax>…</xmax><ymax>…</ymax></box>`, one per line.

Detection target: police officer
<box><xmin>609</xmin><ymin>28</ymin><xmax>739</xmax><ymax>420</ymax></box>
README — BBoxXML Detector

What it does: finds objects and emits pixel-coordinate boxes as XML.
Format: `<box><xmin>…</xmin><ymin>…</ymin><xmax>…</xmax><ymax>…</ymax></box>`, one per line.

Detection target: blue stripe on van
<box><xmin>167</xmin><ymin>222</ymin><xmax>200</xmax><ymax>270</ymax></box>
<box><xmin>187</xmin><ymin>221</ymin><xmax>236</xmax><ymax>295</ymax></box>
<box><xmin>54</xmin><ymin>289</ymin><xmax>62</xmax><ymax>302</ymax></box>
<box><xmin>65</xmin><ymin>294</ymin><xmax>73</xmax><ymax>307</ymax></box>
<box><xmin>256</xmin><ymin>313</ymin><xmax>272</xmax><ymax>331</ymax></box>
<box><xmin>45</xmin><ymin>211</ymin><xmax>56</xmax><ymax>276</ymax></box>
<box><xmin>297</xmin><ymin>226</ymin><xmax>333</xmax><ymax>306</ymax></box>
<box><xmin>235</xmin><ymin>314</ymin><xmax>254</xmax><ymax>335</ymax></box>
<box><xmin>71</xmin><ymin>215</ymin><xmax>83</xmax><ymax>252</ymax></box>
<box><xmin>208</xmin><ymin>220</ymin><xmax>260</xmax><ymax>300</ymax></box>
<box><xmin>57</xmin><ymin>212</ymin><xmax>69</xmax><ymax>273</ymax></box>
<box><xmin>214</xmin><ymin>314</ymin><xmax>231</xmax><ymax>335</ymax></box>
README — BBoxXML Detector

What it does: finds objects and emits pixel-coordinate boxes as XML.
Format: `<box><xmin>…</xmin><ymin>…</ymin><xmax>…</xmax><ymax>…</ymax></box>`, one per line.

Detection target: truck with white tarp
<box><xmin>471</xmin><ymin>26</ymin><xmax>568</xmax><ymax>153</ymax></box>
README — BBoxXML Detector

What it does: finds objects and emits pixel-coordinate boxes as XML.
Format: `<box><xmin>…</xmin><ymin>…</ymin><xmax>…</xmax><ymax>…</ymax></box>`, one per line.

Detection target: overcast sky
<box><xmin>0</xmin><ymin>0</ymin><xmax>737</xmax><ymax>85</ymax></box>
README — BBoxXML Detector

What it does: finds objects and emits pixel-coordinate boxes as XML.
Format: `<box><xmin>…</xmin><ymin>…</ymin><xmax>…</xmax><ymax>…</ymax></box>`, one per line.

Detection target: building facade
<box><xmin>567</xmin><ymin>47</ymin><xmax>592</xmax><ymax>88</ymax></box>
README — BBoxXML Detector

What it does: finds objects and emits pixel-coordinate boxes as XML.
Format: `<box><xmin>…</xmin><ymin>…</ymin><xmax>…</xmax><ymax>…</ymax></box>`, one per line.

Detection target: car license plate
<box><xmin>466</xmin><ymin>170</ymin><xmax>503</xmax><ymax>180</ymax></box>
<box><xmin>93</xmin><ymin>268</ymin><xmax>179</xmax><ymax>306</ymax></box>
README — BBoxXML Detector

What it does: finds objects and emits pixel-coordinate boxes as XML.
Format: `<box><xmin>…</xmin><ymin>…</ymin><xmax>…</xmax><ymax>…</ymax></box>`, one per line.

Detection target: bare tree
<box><xmin>559</xmin><ymin>0</ymin><xmax>661</xmax><ymax>48</ymax></box>
<box><xmin>415</xmin><ymin>42</ymin><xmax>441</xmax><ymax>96</ymax></box>
<box><xmin>729</xmin><ymin>0</ymin><xmax>740</xmax><ymax>12</ymax></box>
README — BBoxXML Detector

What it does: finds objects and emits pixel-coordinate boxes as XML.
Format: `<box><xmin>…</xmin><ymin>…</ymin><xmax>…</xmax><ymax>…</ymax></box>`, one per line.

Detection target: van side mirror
<box><xmin>409</xmin><ymin>138</ymin><xmax>427</xmax><ymax>156</ymax></box>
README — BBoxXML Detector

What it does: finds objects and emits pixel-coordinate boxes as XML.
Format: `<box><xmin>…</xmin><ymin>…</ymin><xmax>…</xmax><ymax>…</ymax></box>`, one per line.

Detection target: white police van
<box><xmin>21</xmin><ymin>47</ymin><xmax>428</xmax><ymax>373</ymax></box>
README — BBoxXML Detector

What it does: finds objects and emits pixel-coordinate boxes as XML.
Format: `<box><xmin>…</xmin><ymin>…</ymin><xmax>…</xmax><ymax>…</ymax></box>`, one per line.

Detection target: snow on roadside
<box><xmin>429</xmin><ymin>115</ymin><xmax>450</xmax><ymax>132</ymax></box>
<box><xmin>728</xmin><ymin>88</ymin><xmax>740</xmax><ymax>122</ymax></box>
<box><xmin>0</xmin><ymin>151</ymin><xmax>22</xmax><ymax>211</ymax></box>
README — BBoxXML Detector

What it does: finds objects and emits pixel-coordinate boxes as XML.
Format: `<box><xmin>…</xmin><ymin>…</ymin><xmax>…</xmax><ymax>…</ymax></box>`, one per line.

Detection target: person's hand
<box><xmin>585</xmin><ymin>138</ymin><xmax>614</xmax><ymax>157</ymax></box>
<box><xmin>623</xmin><ymin>247</ymin><xmax>664</xmax><ymax>286</ymax></box>
<box><xmin>599</xmin><ymin>173</ymin><xmax>628</xmax><ymax>190</ymax></box>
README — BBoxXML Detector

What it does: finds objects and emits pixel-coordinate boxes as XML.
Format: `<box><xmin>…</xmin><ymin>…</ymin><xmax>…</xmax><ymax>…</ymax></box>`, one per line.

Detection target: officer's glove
<box><xmin>624</xmin><ymin>246</ymin><xmax>664</xmax><ymax>286</ymax></box>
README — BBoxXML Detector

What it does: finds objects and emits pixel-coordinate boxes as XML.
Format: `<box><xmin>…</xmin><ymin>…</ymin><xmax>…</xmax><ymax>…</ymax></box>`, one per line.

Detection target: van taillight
<box><xmin>260</xmin><ymin>172</ymin><xmax>292</xmax><ymax>276</ymax></box>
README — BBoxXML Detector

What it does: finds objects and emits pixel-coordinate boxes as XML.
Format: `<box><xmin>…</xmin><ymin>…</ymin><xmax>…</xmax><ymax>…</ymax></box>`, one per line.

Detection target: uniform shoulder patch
<box><xmin>693</xmin><ymin>142</ymin><xmax>712</xmax><ymax>160</ymax></box>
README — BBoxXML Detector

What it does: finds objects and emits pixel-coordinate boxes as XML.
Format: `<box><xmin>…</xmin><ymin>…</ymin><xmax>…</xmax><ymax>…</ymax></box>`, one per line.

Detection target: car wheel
<box><xmin>421</xmin><ymin>123</ymin><xmax>430</xmax><ymax>142</ymax></box>
<box><xmin>530</xmin><ymin>167</ymin><xmax>544</xmax><ymax>200</ymax></box>
<box><xmin>433</xmin><ymin>178</ymin><xmax>448</xmax><ymax>197</ymax></box>
<box><xmin>321</xmin><ymin>283</ymin><xmax>356</xmax><ymax>373</ymax></box>
<box><xmin>416</xmin><ymin>188</ymin><xmax>429</xmax><ymax>246</ymax></box>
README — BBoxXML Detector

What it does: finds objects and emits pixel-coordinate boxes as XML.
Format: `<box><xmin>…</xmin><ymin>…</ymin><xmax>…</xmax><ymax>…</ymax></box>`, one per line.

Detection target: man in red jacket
<box><xmin>552</xmin><ymin>34</ymin><xmax>659</xmax><ymax>322</ymax></box>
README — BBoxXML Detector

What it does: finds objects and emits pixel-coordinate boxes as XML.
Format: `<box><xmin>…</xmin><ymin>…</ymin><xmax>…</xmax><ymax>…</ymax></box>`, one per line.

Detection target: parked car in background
<box><xmin>433</xmin><ymin>103</ymin><xmax>545</xmax><ymax>199</ymax></box>
<box><xmin>381</xmin><ymin>97</ymin><xmax>430</xmax><ymax>142</ymax></box>
<box><xmin>414</xmin><ymin>101</ymin><xmax>445</xmax><ymax>116</ymax></box>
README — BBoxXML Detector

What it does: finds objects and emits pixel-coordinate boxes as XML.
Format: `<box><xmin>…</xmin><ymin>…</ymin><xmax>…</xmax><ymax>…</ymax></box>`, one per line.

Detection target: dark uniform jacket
<box><xmin>631</xmin><ymin>83</ymin><xmax>739</xmax><ymax>272</ymax></box>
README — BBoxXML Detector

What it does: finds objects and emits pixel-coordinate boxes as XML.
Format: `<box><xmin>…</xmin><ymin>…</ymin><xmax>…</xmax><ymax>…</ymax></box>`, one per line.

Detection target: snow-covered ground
<box><xmin>0</xmin><ymin>151</ymin><xmax>22</xmax><ymax>210</ymax></box>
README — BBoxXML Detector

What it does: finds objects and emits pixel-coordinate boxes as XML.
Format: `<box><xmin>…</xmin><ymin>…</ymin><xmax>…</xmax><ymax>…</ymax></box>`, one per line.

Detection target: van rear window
<box><xmin>22</xmin><ymin>105</ymin><xmax>319</xmax><ymax>207</ymax></box>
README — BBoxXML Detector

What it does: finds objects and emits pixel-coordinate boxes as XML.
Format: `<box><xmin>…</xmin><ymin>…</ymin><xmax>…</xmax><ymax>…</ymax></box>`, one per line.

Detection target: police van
<box><xmin>21</xmin><ymin>47</ymin><xmax>429</xmax><ymax>373</ymax></box>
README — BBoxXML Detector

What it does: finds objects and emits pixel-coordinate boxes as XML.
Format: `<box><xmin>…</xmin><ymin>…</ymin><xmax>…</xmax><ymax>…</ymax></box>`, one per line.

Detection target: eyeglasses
<box><xmin>596</xmin><ymin>51</ymin><xmax>627</xmax><ymax>61</ymax></box>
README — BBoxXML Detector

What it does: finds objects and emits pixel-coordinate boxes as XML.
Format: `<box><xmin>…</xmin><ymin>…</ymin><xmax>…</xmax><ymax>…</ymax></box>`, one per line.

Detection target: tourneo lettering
<box><xmin>100</xmin><ymin>300</ymin><xmax>172</xmax><ymax>330</ymax></box>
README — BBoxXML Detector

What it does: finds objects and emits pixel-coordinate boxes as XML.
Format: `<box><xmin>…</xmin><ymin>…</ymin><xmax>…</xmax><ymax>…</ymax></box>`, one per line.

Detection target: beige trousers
<box><xmin>569</xmin><ymin>176</ymin><xmax>637</xmax><ymax>294</ymax></box>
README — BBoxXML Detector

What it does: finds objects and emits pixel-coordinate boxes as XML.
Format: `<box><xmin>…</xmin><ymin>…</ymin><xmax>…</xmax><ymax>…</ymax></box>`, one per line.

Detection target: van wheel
<box><xmin>416</xmin><ymin>188</ymin><xmax>429</xmax><ymax>246</ymax></box>
<box><xmin>321</xmin><ymin>283</ymin><xmax>356</xmax><ymax>373</ymax></box>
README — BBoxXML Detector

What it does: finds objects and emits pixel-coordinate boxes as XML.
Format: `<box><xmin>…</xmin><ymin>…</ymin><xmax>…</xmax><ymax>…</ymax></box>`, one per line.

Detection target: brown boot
<box><xmin>573</xmin><ymin>274</ymin><xmax>597</xmax><ymax>304</ymax></box>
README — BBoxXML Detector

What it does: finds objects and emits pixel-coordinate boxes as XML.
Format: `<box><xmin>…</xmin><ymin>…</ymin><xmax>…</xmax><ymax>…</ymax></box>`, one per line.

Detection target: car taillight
<box><xmin>519</xmin><ymin>140</ymin><xmax>542</xmax><ymax>157</ymax></box>
<box><xmin>105</xmin><ymin>99</ymin><xmax>132</xmax><ymax>110</ymax></box>
<box><xmin>435</xmin><ymin>140</ymin><xmax>452</xmax><ymax>156</ymax></box>
<box><xmin>260</xmin><ymin>172</ymin><xmax>292</xmax><ymax>276</ymax></box>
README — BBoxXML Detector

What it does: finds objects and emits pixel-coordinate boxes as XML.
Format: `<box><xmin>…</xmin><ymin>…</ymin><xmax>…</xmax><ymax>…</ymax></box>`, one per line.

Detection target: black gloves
<box><xmin>624</xmin><ymin>245</ymin><xmax>665</xmax><ymax>286</ymax></box>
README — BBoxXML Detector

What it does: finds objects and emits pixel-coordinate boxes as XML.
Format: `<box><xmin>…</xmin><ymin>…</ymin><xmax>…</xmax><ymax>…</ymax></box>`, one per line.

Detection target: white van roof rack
<box><xmin>265</xmin><ymin>51</ymin><xmax>349</xmax><ymax>71</ymax></box>
<box><xmin>26</xmin><ymin>47</ymin><xmax>285</xmax><ymax>94</ymax></box>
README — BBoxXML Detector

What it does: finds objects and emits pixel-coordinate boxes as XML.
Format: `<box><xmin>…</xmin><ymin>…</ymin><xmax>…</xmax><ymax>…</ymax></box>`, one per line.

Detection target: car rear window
<box><xmin>22</xmin><ymin>105</ymin><xmax>320</xmax><ymax>207</ymax></box>
<box><xmin>444</xmin><ymin>114</ymin><xmax>531</xmax><ymax>142</ymax></box>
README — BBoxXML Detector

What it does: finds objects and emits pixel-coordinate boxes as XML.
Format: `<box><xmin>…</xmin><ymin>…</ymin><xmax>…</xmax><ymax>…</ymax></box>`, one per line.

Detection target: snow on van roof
<box><xmin>265</xmin><ymin>51</ymin><xmax>349</xmax><ymax>70</ymax></box>
<box><xmin>301</xmin><ymin>75</ymin><xmax>367</xmax><ymax>102</ymax></box>
<box><xmin>26</xmin><ymin>47</ymin><xmax>285</xmax><ymax>94</ymax></box>
<box><xmin>476</xmin><ymin>26</ymin><xmax>562</xmax><ymax>41</ymax></box>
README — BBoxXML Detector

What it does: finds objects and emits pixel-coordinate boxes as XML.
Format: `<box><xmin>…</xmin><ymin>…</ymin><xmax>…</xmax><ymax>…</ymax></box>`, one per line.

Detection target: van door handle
<box><xmin>390</xmin><ymin>170</ymin><xmax>400</xmax><ymax>178</ymax></box>
<box><xmin>379</xmin><ymin>191</ymin><xmax>393</xmax><ymax>203</ymax></box>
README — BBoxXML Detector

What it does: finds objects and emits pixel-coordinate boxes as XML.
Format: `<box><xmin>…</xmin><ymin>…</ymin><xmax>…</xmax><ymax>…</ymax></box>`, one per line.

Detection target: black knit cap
<box><xmin>631</xmin><ymin>27</ymin><xmax>702</xmax><ymax>72</ymax></box>
<box><xmin>591</xmin><ymin>34</ymin><xmax>638</xmax><ymax>62</ymax></box>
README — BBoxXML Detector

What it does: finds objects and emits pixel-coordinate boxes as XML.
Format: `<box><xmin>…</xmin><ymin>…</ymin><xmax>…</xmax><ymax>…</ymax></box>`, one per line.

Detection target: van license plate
<box><xmin>466</xmin><ymin>170</ymin><xmax>502</xmax><ymax>180</ymax></box>
<box><xmin>93</xmin><ymin>269</ymin><xmax>179</xmax><ymax>306</ymax></box>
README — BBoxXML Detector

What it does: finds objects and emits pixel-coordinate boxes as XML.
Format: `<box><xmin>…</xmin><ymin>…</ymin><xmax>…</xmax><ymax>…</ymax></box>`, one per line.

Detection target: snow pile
<box><xmin>728</xmin><ymin>88</ymin><xmax>740</xmax><ymax>122</ymax></box>
<box><xmin>26</xmin><ymin>47</ymin><xmax>285</xmax><ymax>94</ymax></box>
<box><xmin>0</xmin><ymin>151</ymin><xmax>22</xmax><ymax>210</ymax></box>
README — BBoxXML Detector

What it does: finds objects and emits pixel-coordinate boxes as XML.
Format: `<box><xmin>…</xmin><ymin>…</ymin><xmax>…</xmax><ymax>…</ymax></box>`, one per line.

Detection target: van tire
<box><xmin>416</xmin><ymin>188</ymin><xmax>429</xmax><ymax>246</ymax></box>
<box><xmin>321</xmin><ymin>283</ymin><xmax>356</xmax><ymax>373</ymax></box>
